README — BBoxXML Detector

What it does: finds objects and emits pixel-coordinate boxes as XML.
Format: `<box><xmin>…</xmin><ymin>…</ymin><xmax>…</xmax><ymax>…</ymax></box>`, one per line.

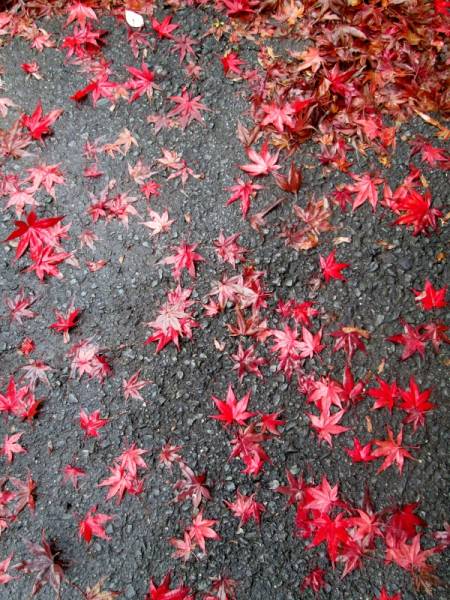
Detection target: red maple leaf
<box><xmin>231</xmin><ymin>343</ymin><xmax>266</xmax><ymax>381</ymax></box>
<box><xmin>388</xmin><ymin>321</ymin><xmax>426</xmax><ymax>360</ymax></box>
<box><xmin>374</xmin><ymin>588</ymin><xmax>402</xmax><ymax>600</ymax></box>
<box><xmin>221</xmin><ymin>51</ymin><xmax>245</xmax><ymax>75</ymax></box>
<box><xmin>398</xmin><ymin>377</ymin><xmax>434</xmax><ymax>431</ymax></box>
<box><xmin>3</xmin><ymin>211</ymin><xmax>64</xmax><ymax>259</ymax></box>
<box><xmin>152</xmin><ymin>15</ymin><xmax>179</xmax><ymax>39</ymax></box>
<box><xmin>240</xmin><ymin>141</ymin><xmax>280</xmax><ymax>177</ymax></box>
<box><xmin>187</xmin><ymin>511</ymin><xmax>220</xmax><ymax>553</ymax></box>
<box><xmin>226</xmin><ymin>178</ymin><xmax>263</xmax><ymax>217</ymax></box>
<box><xmin>168</xmin><ymin>88</ymin><xmax>208</xmax><ymax>129</ymax></box>
<box><xmin>319</xmin><ymin>250</ymin><xmax>349</xmax><ymax>283</ymax></box>
<box><xmin>211</xmin><ymin>385</ymin><xmax>255</xmax><ymax>427</ymax></box>
<box><xmin>297</xmin><ymin>326</ymin><xmax>325</xmax><ymax>359</ymax></box>
<box><xmin>122</xmin><ymin>370</ymin><xmax>151</xmax><ymax>401</ymax></box>
<box><xmin>160</xmin><ymin>242</ymin><xmax>204</xmax><ymax>280</ymax></box>
<box><xmin>269</xmin><ymin>325</ymin><xmax>303</xmax><ymax>379</ymax></box>
<box><xmin>301</xmin><ymin>568</ymin><xmax>326</xmax><ymax>594</ymax></box>
<box><xmin>21</xmin><ymin>101</ymin><xmax>63</xmax><ymax>141</ymax></box>
<box><xmin>413</xmin><ymin>280</ymin><xmax>447</xmax><ymax>310</ymax></box>
<box><xmin>386</xmin><ymin>502</ymin><xmax>426</xmax><ymax>542</ymax></box>
<box><xmin>170</xmin><ymin>532</ymin><xmax>195</xmax><ymax>562</ymax></box>
<box><xmin>307</xmin><ymin>376</ymin><xmax>344</xmax><ymax>413</ymax></box>
<box><xmin>229</xmin><ymin>424</ymin><xmax>269</xmax><ymax>476</ymax></box>
<box><xmin>308</xmin><ymin>409</ymin><xmax>349</xmax><ymax>446</ymax></box>
<box><xmin>0</xmin><ymin>377</ymin><xmax>30</xmax><ymax>417</ymax></box>
<box><xmin>10</xmin><ymin>475</ymin><xmax>36</xmax><ymax>515</ymax></box>
<box><xmin>214</xmin><ymin>232</ymin><xmax>247</xmax><ymax>267</ymax></box>
<box><xmin>144</xmin><ymin>286</ymin><xmax>198</xmax><ymax>352</ymax></box>
<box><xmin>330</xmin><ymin>325</ymin><xmax>369</xmax><ymax>362</ymax></box>
<box><xmin>79</xmin><ymin>409</ymin><xmax>108</xmax><ymax>437</ymax></box>
<box><xmin>49</xmin><ymin>307</ymin><xmax>80</xmax><ymax>343</ymax></box>
<box><xmin>65</xmin><ymin>2</ymin><xmax>97</xmax><ymax>28</ymax></box>
<box><xmin>0</xmin><ymin>553</ymin><xmax>15</xmax><ymax>585</ymax></box>
<box><xmin>98</xmin><ymin>465</ymin><xmax>137</xmax><ymax>505</ymax></box>
<box><xmin>16</xmin><ymin>531</ymin><xmax>65</xmax><ymax>598</ymax></box>
<box><xmin>158</xmin><ymin>443</ymin><xmax>183</xmax><ymax>469</ymax></box>
<box><xmin>171</xmin><ymin>35</ymin><xmax>197</xmax><ymax>64</ymax></box>
<box><xmin>225</xmin><ymin>490</ymin><xmax>265</xmax><ymax>525</ymax></box>
<box><xmin>367</xmin><ymin>377</ymin><xmax>399</xmax><ymax>413</ymax></box>
<box><xmin>1</xmin><ymin>433</ymin><xmax>26</xmax><ymax>463</ymax></box>
<box><xmin>385</xmin><ymin>533</ymin><xmax>438</xmax><ymax>574</ymax></box>
<box><xmin>4</xmin><ymin>289</ymin><xmax>37</xmax><ymax>324</ymax></box>
<box><xmin>62</xmin><ymin>465</ymin><xmax>86</xmax><ymax>489</ymax></box>
<box><xmin>25</xmin><ymin>163</ymin><xmax>64</xmax><ymax>198</ymax></box>
<box><xmin>78</xmin><ymin>506</ymin><xmax>112</xmax><ymax>544</ymax></box>
<box><xmin>222</xmin><ymin>0</ymin><xmax>257</xmax><ymax>17</ymax></box>
<box><xmin>392</xmin><ymin>189</ymin><xmax>441</xmax><ymax>236</ymax></box>
<box><xmin>410</xmin><ymin>136</ymin><xmax>449</xmax><ymax>168</ymax></box>
<box><xmin>372</xmin><ymin>427</ymin><xmax>414</xmax><ymax>474</ymax></box>
<box><xmin>308</xmin><ymin>512</ymin><xmax>350</xmax><ymax>564</ymax></box>
<box><xmin>348</xmin><ymin>507</ymin><xmax>383</xmax><ymax>547</ymax></box>
<box><xmin>117</xmin><ymin>444</ymin><xmax>148</xmax><ymax>478</ymax></box>
<box><xmin>145</xmin><ymin>572</ymin><xmax>192</xmax><ymax>600</ymax></box>
<box><xmin>421</xmin><ymin>320</ymin><xmax>449</xmax><ymax>353</ymax></box>
<box><xmin>174</xmin><ymin>464</ymin><xmax>211</xmax><ymax>509</ymax></box>
<box><xmin>341</xmin><ymin>365</ymin><xmax>366</xmax><ymax>406</ymax></box>
<box><xmin>276</xmin><ymin>470</ymin><xmax>306</xmax><ymax>506</ymax></box>
<box><xmin>260</xmin><ymin>102</ymin><xmax>295</xmax><ymax>133</ymax></box>
<box><xmin>25</xmin><ymin>244</ymin><xmax>71</xmax><ymax>281</ymax></box>
<box><xmin>304</xmin><ymin>477</ymin><xmax>340</xmax><ymax>514</ymax></box>
<box><xmin>345</xmin><ymin>437</ymin><xmax>376</xmax><ymax>462</ymax></box>
<box><xmin>258</xmin><ymin>411</ymin><xmax>284</xmax><ymax>435</ymax></box>
<box><xmin>348</xmin><ymin>172</ymin><xmax>384</xmax><ymax>211</ymax></box>
<box><xmin>125</xmin><ymin>63</ymin><xmax>159</xmax><ymax>102</ymax></box>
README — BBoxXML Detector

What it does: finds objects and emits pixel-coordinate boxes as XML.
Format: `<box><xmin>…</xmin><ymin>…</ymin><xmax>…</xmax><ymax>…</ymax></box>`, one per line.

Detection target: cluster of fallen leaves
<box><xmin>0</xmin><ymin>1</ymin><xmax>448</xmax><ymax>599</ymax></box>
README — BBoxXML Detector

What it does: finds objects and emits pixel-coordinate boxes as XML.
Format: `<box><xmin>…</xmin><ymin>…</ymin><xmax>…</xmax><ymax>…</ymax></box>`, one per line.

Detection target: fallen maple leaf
<box><xmin>125</xmin><ymin>63</ymin><xmax>159</xmax><ymax>102</ymax></box>
<box><xmin>304</xmin><ymin>477</ymin><xmax>339</xmax><ymax>514</ymax></box>
<box><xmin>413</xmin><ymin>280</ymin><xmax>447</xmax><ymax>311</ymax></box>
<box><xmin>374</xmin><ymin>588</ymin><xmax>402</xmax><ymax>600</ymax></box>
<box><xmin>123</xmin><ymin>370</ymin><xmax>151</xmax><ymax>401</ymax></box>
<box><xmin>308</xmin><ymin>409</ymin><xmax>349</xmax><ymax>446</ymax></box>
<box><xmin>78</xmin><ymin>506</ymin><xmax>113</xmax><ymax>543</ymax></box>
<box><xmin>79</xmin><ymin>409</ymin><xmax>109</xmax><ymax>437</ymax></box>
<box><xmin>398</xmin><ymin>377</ymin><xmax>434</xmax><ymax>431</ymax></box>
<box><xmin>0</xmin><ymin>554</ymin><xmax>15</xmax><ymax>585</ymax></box>
<box><xmin>141</xmin><ymin>209</ymin><xmax>174</xmax><ymax>236</ymax></box>
<box><xmin>49</xmin><ymin>307</ymin><xmax>81</xmax><ymax>343</ymax></box>
<box><xmin>367</xmin><ymin>377</ymin><xmax>399</xmax><ymax>413</ymax></box>
<box><xmin>16</xmin><ymin>531</ymin><xmax>65</xmax><ymax>598</ymax></box>
<box><xmin>372</xmin><ymin>427</ymin><xmax>414</xmax><ymax>474</ymax></box>
<box><xmin>240</xmin><ymin>141</ymin><xmax>280</xmax><ymax>177</ymax></box>
<box><xmin>187</xmin><ymin>511</ymin><xmax>220</xmax><ymax>553</ymax></box>
<box><xmin>3</xmin><ymin>210</ymin><xmax>64</xmax><ymax>260</ymax></box>
<box><xmin>65</xmin><ymin>1</ymin><xmax>97</xmax><ymax>28</ymax></box>
<box><xmin>62</xmin><ymin>465</ymin><xmax>86</xmax><ymax>489</ymax></box>
<box><xmin>21</xmin><ymin>101</ymin><xmax>63</xmax><ymax>142</ymax></box>
<box><xmin>348</xmin><ymin>172</ymin><xmax>384</xmax><ymax>212</ymax></box>
<box><xmin>1</xmin><ymin>433</ymin><xmax>26</xmax><ymax>463</ymax></box>
<box><xmin>160</xmin><ymin>242</ymin><xmax>204</xmax><ymax>280</ymax></box>
<box><xmin>388</xmin><ymin>322</ymin><xmax>426</xmax><ymax>360</ymax></box>
<box><xmin>168</xmin><ymin>88</ymin><xmax>208</xmax><ymax>129</ymax></box>
<box><xmin>225</xmin><ymin>490</ymin><xmax>265</xmax><ymax>525</ymax></box>
<box><xmin>211</xmin><ymin>385</ymin><xmax>255</xmax><ymax>427</ymax></box>
<box><xmin>145</xmin><ymin>572</ymin><xmax>192</xmax><ymax>600</ymax></box>
<box><xmin>152</xmin><ymin>15</ymin><xmax>179</xmax><ymax>39</ymax></box>
<box><xmin>319</xmin><ymin>250</ymin><xmax>349</xmax><ymax>283</ymax></box>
